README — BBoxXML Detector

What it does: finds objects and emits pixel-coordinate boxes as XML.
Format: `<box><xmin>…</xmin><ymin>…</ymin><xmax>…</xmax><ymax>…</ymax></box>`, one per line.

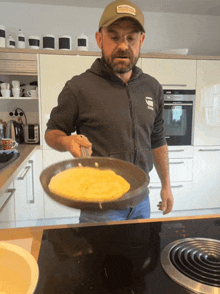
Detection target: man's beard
<box><xmin>102</xmin><ymin>48</ymin><xmax>140</xmax><ymax>74</ymax></box>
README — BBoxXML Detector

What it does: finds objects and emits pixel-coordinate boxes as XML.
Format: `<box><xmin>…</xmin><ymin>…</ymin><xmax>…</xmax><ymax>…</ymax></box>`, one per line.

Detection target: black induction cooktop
<box><xmin>35</xmin><ymin>217</ymin><xmax>220</xmax><ymax>294</ymax></box>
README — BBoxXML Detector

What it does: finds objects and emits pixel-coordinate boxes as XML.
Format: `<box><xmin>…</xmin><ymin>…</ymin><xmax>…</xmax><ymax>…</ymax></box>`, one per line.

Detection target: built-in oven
<box><xmin>163</xmin><ymin>89</ymin><xmax>196</xmax><ymax>146</ymax></box>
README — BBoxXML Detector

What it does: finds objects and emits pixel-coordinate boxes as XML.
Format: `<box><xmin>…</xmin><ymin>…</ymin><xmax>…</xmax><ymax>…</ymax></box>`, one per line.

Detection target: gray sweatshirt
<box><xmin>46</xmin><ymin>58</ymin><xmax>166</xmax><ymax>174</ymax></box>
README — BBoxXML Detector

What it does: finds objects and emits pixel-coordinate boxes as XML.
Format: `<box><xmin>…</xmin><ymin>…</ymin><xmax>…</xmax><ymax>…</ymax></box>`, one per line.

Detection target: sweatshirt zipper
<box><xmin>125</xmin><ymin>83</ymin><xmax>137</xmax><ymax>164</ymax></box>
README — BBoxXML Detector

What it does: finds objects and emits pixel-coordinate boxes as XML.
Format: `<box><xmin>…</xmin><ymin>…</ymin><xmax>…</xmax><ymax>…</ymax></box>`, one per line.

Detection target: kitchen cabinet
<box><xmin>167</xmin><ymin>146</ymin><xmax>193</xmax><ymax>159</ymax></box>
<box><xmin>149</xmin><ymin>145</ymin><xmax>193</xmax><ymax>183</ymax></box>
<box><xmin>0</xmin><ymin>182</ymin><xmax>16</xmax><ymax>228</ymax></box>
<box><xmin>149</xmin><ymin>181</ymin><xmax>193</xmax><ymax>213</ymax></box>
<box><xmin>42</xmin><ymin>149</ymin><xmax>80</xmax><ymax>220</ymax></box>
<box><xmin>141</xmin><ymin>58</ymin><xmax>197</xmax><ymax>89</ymax></box>
<box><xmin>14</xmin><ymin>150</ymin><xmax>44</xmax><ymax>226</ymax></box>
<box><xmin>0</xmin><ymin>52</ymin><xmax>37</xmax><ymax>76</ymax></box>
<box><xmin>194</xmin><ymin>60</ymin><xmax>220</xmax><ymax>146</ymax></box>
<box><xmin>39</xmin><ymin>54</ymin><xmax>98</xmax><ymax>223</ymax></box>
<box><xmin>39</xmin><ymin>55</ymin><xmax>140</xmax><ymax>222</ymax></box>
<box><xmin>150</xmin><ymin>158</ymin><xmax>193</xmax><ymax>183</ymax></box>
<box><xmin>149</xmin><ymin>162</ymin><xmax>193</xmax><ymax>213</ymax></box>
<box><xmin>192</xmin><ymin>146</ymin><xmax>220</xmax><ymax>210</ymax></box>
<box><xmin>39</xmin><ymin>54</ymin><xmax>97</xmax><ymax>149</ymax></box>
<box><xmin>149</xmin><ymin>146</ymin><xmax>193</xmax><ymax>212</ymax></box>
<box><xmin>39</xmin><ymin>54</ymin><xmax>140</xmax><ymax>150</ymax></box>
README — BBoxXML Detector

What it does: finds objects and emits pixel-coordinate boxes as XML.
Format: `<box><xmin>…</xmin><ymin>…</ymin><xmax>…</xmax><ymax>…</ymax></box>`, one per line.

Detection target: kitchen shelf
<box><xmin>1</xmin><ymin>47</ymin><xmax>220</xmax><ymax>60</ymax></box>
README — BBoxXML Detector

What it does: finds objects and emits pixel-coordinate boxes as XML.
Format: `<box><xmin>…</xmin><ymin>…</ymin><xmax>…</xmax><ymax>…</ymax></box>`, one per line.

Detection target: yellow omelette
<box><xmin>48</xmin><ymin>167</ymin><xmax>130</xmax><ymax>202</ymax></box>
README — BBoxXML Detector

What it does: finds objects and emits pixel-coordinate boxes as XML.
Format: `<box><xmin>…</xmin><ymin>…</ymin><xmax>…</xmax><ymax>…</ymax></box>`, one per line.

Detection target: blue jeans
<box><xmin>79</xmin><ymin>196</ymin><xmax>150</xmax><ymax>223</ymax></box>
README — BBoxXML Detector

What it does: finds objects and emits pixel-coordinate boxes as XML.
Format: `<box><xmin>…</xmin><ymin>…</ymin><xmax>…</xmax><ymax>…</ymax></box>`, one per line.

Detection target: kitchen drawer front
<box><xmin>168</xmin><ymin>146</ymin><xmax>193</xmax><ymax>158</ymax></box>
<box><xmin>191</xmin><ymin>146</ymin><xmax>220</xmax><ymax>210</ymax></box>
<box><xmin>0</xmin><ymin>59</ymin><xmax>37</xmax><ymax>75</ymax></box>
<box><xmin>149</xmin><ymin>181</ymin><xmax>193</xmax><ymax>212</ymax></box>
<box><xmin>149</xmin><ymin>158</ymin><xmax>193</xmax><ymax>183</ymax></box>
<box><xmin>0</xmin><ymin>182</ymin><xmax>15</xmax><ymax>223</ymax></box>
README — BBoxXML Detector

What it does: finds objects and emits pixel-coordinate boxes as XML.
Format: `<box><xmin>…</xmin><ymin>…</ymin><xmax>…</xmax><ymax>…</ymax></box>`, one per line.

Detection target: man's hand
<box><xmin>59</xmin><ymin>134</ymin><xmax>92</xmax><ymax>157</ymax></box>
<box><xmin>45</xmin><ymin>130</ymin><xmax>92</xmax><ymax>157</ymax></box>
<box><xmin>157</xmin><ymin>186</ymin><xmax>174</xmax><ymax>215</ymax></box>
<box><xmin>151</xmin><ymin>144</ymin><xmax>174</xmax><ymax>215</ymax></box>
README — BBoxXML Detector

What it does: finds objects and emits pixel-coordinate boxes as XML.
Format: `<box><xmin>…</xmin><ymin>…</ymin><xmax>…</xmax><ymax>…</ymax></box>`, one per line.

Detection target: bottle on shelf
<box><xmin>0</xmin><ymin>25</ymin><xmax>6</xmax><ymax>48</ymax></box>
<box><xmin>7</xmin><ymin>35</ymin><xmax>15</xmax><ymax>48</ymax></box>
<box><xmin>17</xmin><ymin>29</ymin><xmax>25</xmax><ymax>49</ymax></box>
<box><xmin>76</xmin><ymin>33</ymin><xmax>89</xmax><ymax>51</ymax></box>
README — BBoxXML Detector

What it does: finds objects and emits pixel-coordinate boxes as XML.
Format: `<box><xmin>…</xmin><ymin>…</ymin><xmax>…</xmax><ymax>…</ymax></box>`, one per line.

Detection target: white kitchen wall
<box><xmin>0</xmin><ymin>99</ymin><xmax>39</xmax><ymax>125</ymax></box>
<box><xmin>0</xmin><ymin>2</ymin><xmax>220</xmax><ymax>55</ymax></box>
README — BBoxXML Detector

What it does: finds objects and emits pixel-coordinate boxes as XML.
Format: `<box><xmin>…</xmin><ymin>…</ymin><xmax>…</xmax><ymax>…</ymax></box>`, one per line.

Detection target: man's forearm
<box><xmin>45</xmin><ymin>129</ymin><xmax>68</xmax><ymax>152</ymax></box>
<box><xmin>151</xmin><ymin>144</ymin><xmax>171</xmax><ymax>187</ymax></box>
<box><xmin>151</xmin><ymin>144</ymin><xmax>174</xmax><ymax>214</ymax></box>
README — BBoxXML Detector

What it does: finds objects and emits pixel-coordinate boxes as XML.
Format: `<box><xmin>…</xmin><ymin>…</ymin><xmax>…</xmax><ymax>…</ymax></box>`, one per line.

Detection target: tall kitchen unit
<box><xmin>39</xmin><ymin>54</ymin><xmax>97</xmax><ymax>223</ymax></box>
<box><xmin>0</xmin><ymin>52</ymin><xmax>44</xmax><ymax>229</ymax></box>
<box><xmin>193</xmin><ymin>60</ymin><xmax>220</xmax><ymax>210</ymax></box>
<box><xmin>194</xmin><ymin>60</ymin><xmax>220</xmax><ymax>146</ymax></box>
<box><xmin>141</xmin><ymin>58</ymin><xmax>197</xmax><ymax>216</ymax></box>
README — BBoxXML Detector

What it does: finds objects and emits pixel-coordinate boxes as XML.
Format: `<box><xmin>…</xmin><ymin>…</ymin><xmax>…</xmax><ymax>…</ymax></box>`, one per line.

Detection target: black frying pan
<box><xmin>40</xmin><ymin>157</ymin><xmax>149</xmax><ymax>211</ymax></box>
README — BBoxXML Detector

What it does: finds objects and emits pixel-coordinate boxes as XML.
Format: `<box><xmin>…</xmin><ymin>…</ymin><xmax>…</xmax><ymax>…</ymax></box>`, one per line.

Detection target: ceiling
<box><xmin>1</xmin><ymin>0</ymin><xmax>220</xmax><ymax>16</ymax></box>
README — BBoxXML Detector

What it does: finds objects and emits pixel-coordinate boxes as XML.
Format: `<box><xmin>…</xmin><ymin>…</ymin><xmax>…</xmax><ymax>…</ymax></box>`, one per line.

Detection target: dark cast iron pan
<box><xmin>40</xmin><ymin>156</ymin><xmax>149</xmax><ymax>211</ymax></box>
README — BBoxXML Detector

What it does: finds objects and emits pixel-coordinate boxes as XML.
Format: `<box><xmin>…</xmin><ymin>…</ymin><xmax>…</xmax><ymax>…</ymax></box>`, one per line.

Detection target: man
<box><xmin>45</xmin><ymin>0</ymin><xmax>174</xmax><ymax>223</ymax></box>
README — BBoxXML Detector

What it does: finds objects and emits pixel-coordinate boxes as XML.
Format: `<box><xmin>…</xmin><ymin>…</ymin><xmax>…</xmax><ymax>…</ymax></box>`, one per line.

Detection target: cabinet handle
<box><xmin>0</xmin><ymin>188</ymin><xmax>16</xmax><ymax>213</ymax></box>
<box><xmin>149</xmin><ymin>185</ymin><xmax>183</xmax><ymax>190</ymax></box>
<box><xmin>198</xmin><ymin>149</ymin><xmax>220</xmax><ymax>152</ymax></box>
<box><xmin>171</xmin><ymin>185</ymin><xmax>184</xmax><ymax>189</ymax></box>
<box><xmin>17</xmin><ymin>166</ymin><xmax>31</xmax><ymax>180</ymax></box>
<box><xmin>169</xmin><ymin>150</ymin><xmax>184</xmax><ymax>152</ymax></box>
<box><xmin>28</xmin><ymin>160</ymin><xmax>35</xmax><ymax>204</ymax></box>
<box><xmin>162</xmin><ymin>84</ymin><xmax>187</xmax><ymax>87</ymax></box>
<box><xmin>169</xmin><ymin>161</ymin><xmax>184</xmax><ymax>164</ymax></box>
<box><xmin>165</xmin><ymin>103</ymin><xmax>193</xmax><ymax>106</ymax></box>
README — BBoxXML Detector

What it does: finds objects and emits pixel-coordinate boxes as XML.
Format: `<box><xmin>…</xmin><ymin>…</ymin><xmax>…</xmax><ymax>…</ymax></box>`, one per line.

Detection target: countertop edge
<box><xmin>0</xmin><ymin>48</ymin><xmax>220</xmax><ymax>60</ymax></box>
<box><xmin>0</xmin><ymin>213</ymin><xmax>220</xmax><ymax>261</ymax></box>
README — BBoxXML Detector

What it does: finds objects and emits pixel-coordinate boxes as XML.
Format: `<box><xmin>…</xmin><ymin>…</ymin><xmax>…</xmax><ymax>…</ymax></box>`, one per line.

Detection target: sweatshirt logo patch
<box><xmin>145</xmin><ymin>97</ymin><xmax>154</xmax><ymax>110</ymax></box>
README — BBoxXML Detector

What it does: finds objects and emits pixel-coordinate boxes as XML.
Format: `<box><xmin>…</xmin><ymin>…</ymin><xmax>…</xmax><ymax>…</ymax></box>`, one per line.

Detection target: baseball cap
<box><xmin>99</xmin><ymin>0</ymin><xmax>145</xmax><ymax>33</ymax></box>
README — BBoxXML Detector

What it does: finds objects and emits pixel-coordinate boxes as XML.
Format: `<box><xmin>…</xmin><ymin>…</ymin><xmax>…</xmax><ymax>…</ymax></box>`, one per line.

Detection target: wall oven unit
<box><xmin>163</xmin><ymin>90</ymin><xmax>195</xmax><ymax>146</ymax></box>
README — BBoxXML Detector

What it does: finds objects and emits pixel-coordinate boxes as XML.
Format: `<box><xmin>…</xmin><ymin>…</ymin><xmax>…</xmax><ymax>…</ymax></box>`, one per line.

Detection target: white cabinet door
<box><xmin>0</xmin><ymin>182</ymin><xmax>16</xmax><ymax>228</ymax></box>
<box><xmin>39</xmin><ymin>54</ymin><xmax>97</xmax><ymax>149</ymax></box>
<box><xmin>194</xmin><ymin>60</ymin><xmax>220</xmax><ymax>146</ymax></box>
<box><xmin>141</xmin><ymin>59</ymin><xmax>196</xmax><ymax>89</ymax></box>
<box><xmin>28</xmin><ymin>150</ymin><xmax>44</xmax><ymax>219</ymax></box>
<box><xmin>42</xmin><ymin>149</ymin><xmax>80</xmax><ymax>219</ymax></box>
<box><xmin>149</xmin><ymin>158</ymin><xmax>193</xmax><ymax>183</ymax></box>
<box><xmin>149</xmin><ymin>181</ymin><xmax>194</xmax><ymax>212</ymax></box>
<box><xmin>168</xmin><ymin>146</ymin><xmax>193</xmax><ymax>159</ymax></box>
<box><xmin>14</xmin><ymin>151</ymin><xmax>44</xmax><ymax>221</ymax></box>
<box><xmin>14</xmin><ymin>164</ymin><xmax>29</xmax><ymax>220</ymax></box>
<box><xmin>149</xmin><ymin>145</ymin><xmax>194</xmax><ymax>213</ymax></box>
<box><xmin>192</xmin><ymin>146</ymin><xmax>220</xmax><ymax>209</ymax></box>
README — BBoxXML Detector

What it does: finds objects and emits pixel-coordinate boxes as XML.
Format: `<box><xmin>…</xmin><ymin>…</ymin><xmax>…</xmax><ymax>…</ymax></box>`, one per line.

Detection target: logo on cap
<box><xmin>116</xmin><ymin>5</ymin><xmax>136</xmax><ymax>16</ymax></box>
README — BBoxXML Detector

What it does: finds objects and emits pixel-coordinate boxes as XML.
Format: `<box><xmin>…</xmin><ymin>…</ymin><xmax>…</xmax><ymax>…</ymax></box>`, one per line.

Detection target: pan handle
<box><xmin>80</xmin><ymin>146</ymin><xmax>90</xmax><ymax>158</ymax></box>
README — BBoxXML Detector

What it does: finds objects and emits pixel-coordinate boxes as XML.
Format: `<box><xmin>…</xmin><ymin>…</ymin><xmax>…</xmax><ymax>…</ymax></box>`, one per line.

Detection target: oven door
<box><xmin>164</xmin><ymin>102</ymin><xmax>193</xmax><ymax>145</ymax></box>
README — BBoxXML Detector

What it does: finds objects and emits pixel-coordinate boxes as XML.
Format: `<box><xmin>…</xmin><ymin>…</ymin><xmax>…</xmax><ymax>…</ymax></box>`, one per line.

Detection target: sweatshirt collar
<box><xmin>88</xmin><ymin>58</ymin><xmax>143</xmax><ymax>84</ymax></box>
